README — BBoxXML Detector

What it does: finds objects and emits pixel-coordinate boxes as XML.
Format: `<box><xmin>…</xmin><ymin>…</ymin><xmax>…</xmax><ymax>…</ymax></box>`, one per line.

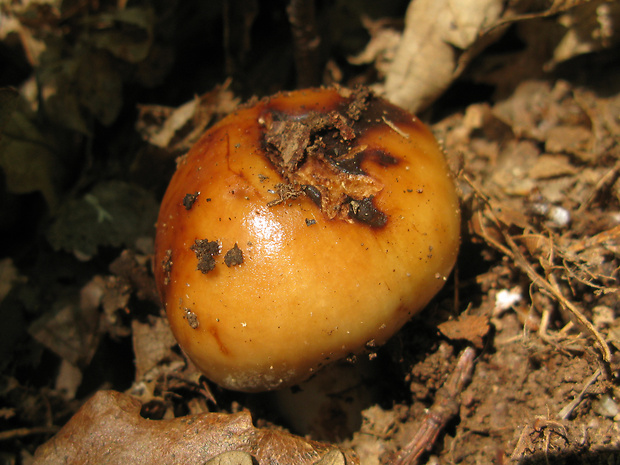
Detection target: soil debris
<box><xmin>183</xmin><ymin>308</ymin><xmax>200</xmax><ymax>329</ymax></box>
<box><xmin>224</xmin><ymin>244</ymin><xmax>244</xmax><ymax>267</ymax></box>
<box><xmin>161</xmin><ymin>249</ymin><xmax>173</xmax><ymax>286</ymax></box>
<box><xmin>191</xmin><ymin>239</ymin><xmax>220</xmax><ymax>274</ymax></box>
<box><xmin>183</xmin><ymin>192</ymin><xmax>199</xmax><ymax>210</ymax></box>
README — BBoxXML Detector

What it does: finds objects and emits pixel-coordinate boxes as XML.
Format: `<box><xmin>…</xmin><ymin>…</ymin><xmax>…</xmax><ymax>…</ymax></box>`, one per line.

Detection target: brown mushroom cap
<box><xmin>154</xmin><ymin>87</ymin><xmax>460</xmax><ymax>392</ymax></box>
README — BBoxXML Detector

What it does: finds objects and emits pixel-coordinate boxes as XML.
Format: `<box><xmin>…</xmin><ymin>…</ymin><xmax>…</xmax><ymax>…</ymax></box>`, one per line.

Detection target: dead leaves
<box><xmin>0</xmin><ymin>2</ymin><xmax>173</xmax><ymax>210</ymax></box>
<box><xmin>382</xmin><ymin>0</ymin><xmax>504</xmax><ymax>112</ymax></box>
<box><xmin>2</xmin><ymin>2</ymin><xmax>164</xmax><ymax>133</ymax></box>
<box><xmin>32</xmin><ymin>390</ymin><xmax>358</xmax><ymax>465</ymax></box>
<box><xmin>438</xmin><ymin>314</ymin><xmax>490</xmax><ymax>349</ymax></box>
<box><xmin>433</xmin><ymin>69</ymin><xmax>619</xmax><ymax>375</ymax></box>
<box><xmin>475</xmin><ymin>202</ymin><xmax>613</xmax><ymax>367</ymax></box>
<box><xmin>136</xmin><ymin>81</ymin><xmax>240</xmax><ymax>155</ymax></box>
<box><xmin>355</xmin><ymin>0</ymin><xmax>619</xmax><ymax>113</ymax></box>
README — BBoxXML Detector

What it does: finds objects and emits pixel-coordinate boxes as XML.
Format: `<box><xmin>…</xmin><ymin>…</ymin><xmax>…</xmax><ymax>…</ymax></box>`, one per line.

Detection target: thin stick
<box><xmin>558</xmin><ymin>368</ymin><xmax>601</xmax><ymax>420</ymax></box>
<box><xmin>465</xmin><ymin>175</ymin><xmax>612</xmax><ymax>374</ymax></box>
<box><xmin>394</xmin><ymin>347</ymin><xmax>476</xmax><ymax>465</ymax></box>
<box><xmin>287</xmin><ymin>0</ymin><xmax>321</xmax><ymax>87</ymax></box>
<box><xmin>498</xmin><ymin>219</ymin><xmax>610</xmax><ymax>367</ymax></box>
<box><xmin>0</xmin><ymin>425</ymin><xmax>59</xmax><ymax>441</ymax></box>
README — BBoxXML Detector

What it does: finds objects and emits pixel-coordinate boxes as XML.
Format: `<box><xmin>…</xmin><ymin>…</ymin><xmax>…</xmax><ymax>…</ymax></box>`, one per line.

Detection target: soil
<box><xmin>1</xmin><ymin>2</ymin><xmax>619</xmax><ymax>465</ymax></box>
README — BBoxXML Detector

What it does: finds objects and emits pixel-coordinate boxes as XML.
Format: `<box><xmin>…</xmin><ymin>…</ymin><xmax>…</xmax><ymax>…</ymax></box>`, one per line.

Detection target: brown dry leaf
<box><xmin>28</xmin><ymin>296</ymin><xmax>100</xmax><ymax>368</ymax></box>
<box><xmin>205</xmin><ymin>451</ymin><xmax>254</xmax><ymax>465</ymax></box>
<box><xmin>544</xmin><ymin>125</ymin><xmax>593</xmax><ymax>161</ymax></box>
<box><xmin>132</xmin><ymin>316</ymin><xmax>178</xmax><ymax>381</ymax></box>
<box><xmin>0</xmin><ymin>258</ymin><xmax>25</xmax><ymax>305</ymax></box>
<box><xmin>438</xmin><ymin>314</ymin><xmax>490</xmax><ymax>348</ymax></box>
<box><xmin>548</xmin><ymin>0</ymin><xmax>620</xmax><ymax>68</ymax></box>
<box><xmin>100</xmin><ymin>275</ymin><xmax>132</xmax><ymax>337</ymax></box>
<box><xmin>562</xmin><ymin>225</ymin><xmax>620</xmax><ymax>290</ymax></box>
<box><xmin>383</xmin><ymin>0</ymin><xmax>504</xmax><ymax>112</ymax></box>
<box><xmin>55</xmin><ymin>359</ymin><xmax>83</xmax><ymax>400</ymax></box>
<box><xmin>567</xmin><ymin>224</ymin><xmax>620</xmax><ymax>255</ymax></box>
<box><xmin>510</xmin><ymin>418</ymin><xmax>588</xmax><ymax>460</ymax></box>
<box><xmin>343</xmin><ymin>404</ymin><xmax>409</xmax><ymax>465</ymax></box>
<box><xmin>492</xmin><ymin>80</ymin><xmax>578</xmax><ymax>141</ymax></box>
<box><xmin>136</xmin><ymin>80</ymin><xmax>240</xmax><ymax>154</ymax></box>
<box><xmin>347</xmin><ymin>16</ymin><xmax>402</xmax><ymax>78</ymax></box>
<box><xmin>528</xmin><ymin>154</ymin><xmax>578</xmax><ymax>179</ymax></box>
<box><xmin>109</xmin><ymin>249</ymin><xmax>159</xmax><ymax>304</ymax></box>
<box><xmin>32</xmin><ymin>390</ymin><xmax>359</xmax><ymax>465</ymax></box>
<box><xmin>379</xmin><ymin>0</ymin><xmax>613</xmax><ymax>113</ymax></box>
<box><xmin>490</xmin><ymin>140</ymin><xmax>540</xmax><ymax>196</ymax></box>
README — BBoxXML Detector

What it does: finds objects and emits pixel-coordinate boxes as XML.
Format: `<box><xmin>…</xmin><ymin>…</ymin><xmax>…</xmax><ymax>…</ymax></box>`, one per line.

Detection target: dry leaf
<box><xmin>438</xmin><ymin>314</ymin><xmax>490</xmax><ymax>348</ymax></box>
<box><xmin>32</xmin><ymin>390</ymin><xmax>359</xmax><ymax>465</ymax></box>
<box><xmin>549</xmin><ymin>0</ymin><xmax>620</xmax><ymax>67</ymax></box>
<box><xmin>347</xmin><ymin>17</ymin><xmax>402</xmax><ymax>77</ymax></box>
<box><xmin>28</xmin><ymin>297</ymin><xmax>100</xmax><ymax>368</ymax></box>
<box><xmin>529</xmin><ymin>154</ymin><xmax>578</xmax><ymax>179</ymax></box>
<box><xmin>378</xmin><ymin>0</ymin><xmax>614</xmax><ymax>113</ymax></box>
<box><xmin>544</xmin><ymin>125</ymin><xmax>594</xmax><ymax>162</ymax></box>
<box><xmin>132</xmin><ymin>316</ymin><xmax>178</xmax><ymax>381</ymax></box>
<box><xmin>0</xmin><ymin>258</ymin><xmax>25</xmax><ymax>305</ymax></box>
<box><xmin>136</xmin><ymin>81</ymin><xmax>240</xmax><ymax>154</ymax></box>
<box><xmin>205</xmin><ymin>451</ymin><xmax>254</xmax><ymax>465</ymax></box>
<box><xmin>383</xmin><ymin>0</ymin><xmax>504</xmax><ymax>112</ymax></box>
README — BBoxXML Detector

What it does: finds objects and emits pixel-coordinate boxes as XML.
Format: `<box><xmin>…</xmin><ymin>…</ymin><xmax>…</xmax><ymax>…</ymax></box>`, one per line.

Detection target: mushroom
<box><xmin>154</xmin><ymin>86</ymin><xmax>460</xmax><ymax>392</ymax></box>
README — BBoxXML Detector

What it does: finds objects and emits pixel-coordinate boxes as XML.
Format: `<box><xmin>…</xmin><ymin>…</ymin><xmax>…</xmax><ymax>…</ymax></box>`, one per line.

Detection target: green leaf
<box><xmin>47</xmin><ymin>180</ymin><xmax>159</xmax><ymax>259</ymax></box>
<box><xmin>0</xmin><ymin>94</ymin><xmax>60</xmax><ymax>209</ymax></box>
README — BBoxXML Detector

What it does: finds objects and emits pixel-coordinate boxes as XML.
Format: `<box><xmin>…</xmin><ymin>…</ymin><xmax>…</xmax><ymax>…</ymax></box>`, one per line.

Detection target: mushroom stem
<box><xmin>269</xmin><ymin>359</ymin><xmax>379</xmax><ymax>440</ymax></box>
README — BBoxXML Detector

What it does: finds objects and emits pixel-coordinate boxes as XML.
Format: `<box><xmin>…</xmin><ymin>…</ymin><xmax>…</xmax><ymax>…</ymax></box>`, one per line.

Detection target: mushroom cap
<box><xmin>154</xmin><ymin>87</ymin><xmax>460</xmax><ymax>392</ymax></box>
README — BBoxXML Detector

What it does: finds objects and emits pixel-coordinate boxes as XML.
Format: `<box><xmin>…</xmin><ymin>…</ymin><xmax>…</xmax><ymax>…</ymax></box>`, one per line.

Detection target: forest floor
<box><xmin>1</xmin><ymin>1</ymin><xmax>619</xmax><ymax>464</ymax></box>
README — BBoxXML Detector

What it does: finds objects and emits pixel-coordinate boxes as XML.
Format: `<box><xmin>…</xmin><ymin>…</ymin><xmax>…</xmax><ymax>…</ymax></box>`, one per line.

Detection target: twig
<box><xmin>465</xmin><ymin>176</ymin><xmax>612</xmax><ymax>375</ymax></box>
<box><xmin>287</xmin><ymin>0</ymin><xmax>322</xmax><ymax>87</ymax></box>
<box><xmin>394</xmin><ymin>347</ymin><xmax>476</xmax><ymax>465</ymax></box>
<box><xmin>482</xmin><ymin>210</ymin><xmax>610</xmax><ymax>365</ymax></box>
<box><xmin>0</xmin><ymin>425</ymin><xmax>59</xmax><ymax>441</ymax></box>
<box><xmin>557</xmin><ymin>368</ymin><xmax>601</xmax><ymax>420</ymax></box>
<box><xmin>576</xmin><ymin>160</ymin><xmax>620</xmax><ymax>215</ymax></box>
